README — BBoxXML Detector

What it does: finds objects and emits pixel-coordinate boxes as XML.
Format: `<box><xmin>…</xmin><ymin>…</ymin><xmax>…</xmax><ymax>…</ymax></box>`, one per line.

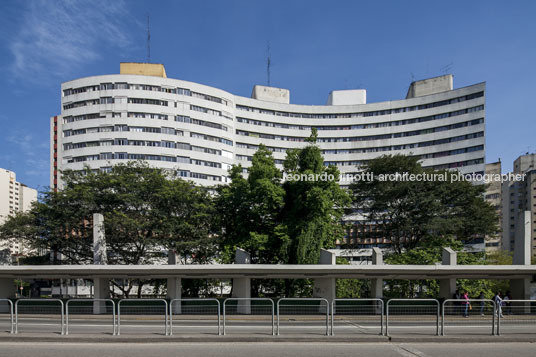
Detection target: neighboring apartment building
<box><xmin>484</xmin><ymin>161</ymin><xmax>503</xmax><ymax>251</ymax></box>
<box><xmin>0</xmin><ymin>168</ymin><xmax>38</xmax><ymax>256</ymax></box>
<box><xmin>51</xmin><ymin>63</ymin><xmax>486</xmax><ymax>256</ymax></box>
<box><xmin>502</xmin><ymin>153</ymin><xmax>536</xmax><ymax>256</ymax></box>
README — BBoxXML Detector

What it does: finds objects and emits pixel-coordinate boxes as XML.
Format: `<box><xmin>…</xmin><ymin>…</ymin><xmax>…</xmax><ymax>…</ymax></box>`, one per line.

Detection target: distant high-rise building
<box><xmin>0</xmin><ymin>168</ymin><xmax>38</xmax><ymax>256</ymax></box>
<box><xmin>484</xmin><ymin>161</ymin><xmax>503</xmax><ymax>251</ymax></box>
<box><xmin>502</xmin><ymin>153</ymin><xmax>536</xmax><ymax>257</ymax></box>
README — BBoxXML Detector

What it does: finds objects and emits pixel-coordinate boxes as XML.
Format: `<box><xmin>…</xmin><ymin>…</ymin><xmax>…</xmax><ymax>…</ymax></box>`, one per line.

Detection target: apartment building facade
<box><xmin>0</xmin><ymin>168</ymin><xmax>38</xmax><ymax>256</ymax></box>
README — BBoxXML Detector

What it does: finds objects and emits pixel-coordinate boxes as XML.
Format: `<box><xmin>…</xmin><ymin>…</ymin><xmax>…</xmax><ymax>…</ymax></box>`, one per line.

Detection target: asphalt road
<box><xmin>0</xmin><ymin>342</ymin><xmax>536</xmax><ymax>357</ymax></box>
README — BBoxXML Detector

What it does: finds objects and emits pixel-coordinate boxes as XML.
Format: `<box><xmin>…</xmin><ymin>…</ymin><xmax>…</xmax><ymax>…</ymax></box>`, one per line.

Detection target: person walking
<box><xmin>462</xmin><ymin>291</ymin><xmax>470</xmax><ymax>317</ymax></box>
<box><xmin>493</xmin><ymin>291</ymin><xmax>504</xmax><ymax>318</ymax></box>
<box><xmin>504</xmin><ymin>291</ymin><xmax>513</xmax><ymax>315</ymax></box>
<box><xmin>478</xmin><ymin>291</ymin><xmax>485</xmax><ymax>316</ymax></box>
<box><xmin>453</xmin><ymin>289</ymin><xmax>461</xmax><ymax>315</ymax></box>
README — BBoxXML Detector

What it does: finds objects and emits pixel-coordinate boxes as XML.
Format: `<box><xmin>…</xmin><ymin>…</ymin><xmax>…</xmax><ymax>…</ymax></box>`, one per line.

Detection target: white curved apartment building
<box><xmin>51</xmin><ymin>63</ymin><xmax>485</xmax><ymax>190</ymax></box>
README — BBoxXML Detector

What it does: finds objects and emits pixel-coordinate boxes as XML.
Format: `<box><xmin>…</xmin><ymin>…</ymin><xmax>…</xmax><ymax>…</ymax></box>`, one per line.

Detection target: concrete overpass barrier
<box><xmin>15</xmin><ymin>298</ymin><xmax>64</xmax><ymax>335</ymax></box>
<box><xmin>277</xmin><ymin>298</ymin><xmax>330</xmax><ymax>336</ymax></box>
<box><xmin>0</xmin><ymin>299</ymin><xmax>13</xmax><ymax>334</ymax></box>
<box><xmin>222</xmin><ymin>298</ymin><xmax>274</xmax><ymax>336</ymax></box>
<box><xmin>386</xmin><ymin>299</ymin><xmax>440</xmax><ymax>336</ymax></box>
<box><xmin>169</xmin><ymin>298</ymin><xmax>220</xmax><ymax>336</ymax></box>
<box><xmin>117</xmin><ymin>299</ymin><xmax>168</xmax><ymax>336</ymax></box>
<box><xmin>331</xmin><ymin>298</ymin><xmax>384</xmax><ymax>336</ymax></box>
<box><xmin>441</xmin><ymin>299</ymin><xmax>496</xmax><ymax>336</ymax></box>
<box><xmin>65</xmin><ymin>299</ymin><xmax>116</xmax><ymax>335</ymax></box>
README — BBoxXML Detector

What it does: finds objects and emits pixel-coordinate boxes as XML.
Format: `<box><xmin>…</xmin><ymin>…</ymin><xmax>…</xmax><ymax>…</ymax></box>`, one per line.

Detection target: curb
<box><xmin>1</xmin><ymin>335</ymin><xmax>535</xmax><ymax>343</ymax></box>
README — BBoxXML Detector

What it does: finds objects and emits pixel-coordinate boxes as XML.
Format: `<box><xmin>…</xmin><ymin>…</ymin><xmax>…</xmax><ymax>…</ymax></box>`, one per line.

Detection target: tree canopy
<box><xmin>350</xmin><ymin>154</ymin><xmax>498</xmax><ymax>253</ymax></box>
<box><xmin>0</xmin><ymin>161</ymin><xmax>215</xmax><ymax>265</ymax></box>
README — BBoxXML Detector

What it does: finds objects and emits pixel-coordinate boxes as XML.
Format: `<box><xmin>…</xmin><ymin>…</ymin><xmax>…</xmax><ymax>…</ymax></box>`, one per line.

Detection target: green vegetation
<box><xmin>0</xmin><ymin>134</ymin><xmax>505</xmax><ymax>299</ymax></box>
<box><xmin>350</xmin><ymin>155</ymin><xmax>498</xmax><ymax>253</ymax></box>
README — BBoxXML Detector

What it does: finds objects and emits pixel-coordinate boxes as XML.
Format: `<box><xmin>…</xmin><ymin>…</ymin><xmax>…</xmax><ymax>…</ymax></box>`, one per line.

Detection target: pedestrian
<box><xmin>453</xmin><ymin>289</ymin><xmax>461</xmax><ymax>315</ymax></box>
<box><xmin>493</xmin><ymin>291</ymin><xmax>504</xmax><ymax>318</ymax></box>
<box><xmin>478</xmin><ymin>291</ymin><xmax>485</xmax><ymax>316</ymax></box>
<box><xmin>462</xmin><ymin>291</ymin><xmax>470</xmax><ymax>317</ymax></box>
<box><xmin>504</xmin><ymin>291</ymin><xmax>513</xmax><ymax>315</ymax></box>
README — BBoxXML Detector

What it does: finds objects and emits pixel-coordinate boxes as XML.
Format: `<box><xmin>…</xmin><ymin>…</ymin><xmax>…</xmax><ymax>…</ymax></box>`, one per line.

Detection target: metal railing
<box><xmin>496</xmin><ymin>299</ymin><xmax>536</xmax><ymax>336</ymax></box>
<box><xmin>3</xmin><ymin>297</ymin><xmax>536</xmax><ymax>338</ymax></box>
<box><xmin>222</xmin><ymin>298</ymin><xmax>274</xmax><ymax>336</ymax></box>
<box><xmin>65</xmin><ymin>299</ymin><xmax>116</xmax><ymax>335</ymax></box>
<box><xmin>117</xmin><ymin>299</ymin><xmax>168</xmax><ymax>336</ymax></box>
<box><xmin>0</xmin><ymin>299</ymin><xmax>14</xmax><ymax>334</ymax></box>
<box><xmin>277</xmin><ymin>298</ymin><xmax>330</xmax><ymax>336</ymax></box>
<box><xmin>169</xmin><ymin>298</ymin><xmax>220</xmax><ymax>336</ymax></box>
<box><xmin>331</xmin><ymin>298</ymin><xmax>384</xmax><ymax>336</ymax></box>
<box><xmin>15</xmin><ymin>298</ymin><xmax>64</xmax><ymax>335</ymax></box>
<box><xmin>386</xmin><ymin>299</ymin><xmax>440</xmax><ymax>336</ymax></box>
<box><xmin>441</xmin><ymin>299</ymin><xmax>496</xmax><ymax>336</ymax></box>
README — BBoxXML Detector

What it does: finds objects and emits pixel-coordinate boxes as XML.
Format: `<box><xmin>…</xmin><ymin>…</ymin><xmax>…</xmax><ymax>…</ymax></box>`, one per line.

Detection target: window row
<box><xmin>175</xmin><ymin>115</ymin><xmax>229</xmax><ymax>131</ymax></box>
<box><xmin>235</xmin><ymin>131</ymin><xmax>484</xmax><ymax>156</ymax></box>
<box><xmin>235</xmin><ymin>118</ymin><xmax>484</xmax><ymax>143</ymax></box>
<box><xmin>63</xmin><ymin>82</ymin><xmax>230</xmax><ymax>106</ymax></box>
<box><xmin>236</xmin><ymin>105</ymin><xmax>484</xmax><ymax>131</ymax></box>
<box><xmin>235</xmin><ymin>91</ymin><xmax>484</xmax><ymax>119</ymax></box>
<box><xmin>63</xmin><ymin>125</ymin><xmax>182</xmax><ymax>137</ymax></box>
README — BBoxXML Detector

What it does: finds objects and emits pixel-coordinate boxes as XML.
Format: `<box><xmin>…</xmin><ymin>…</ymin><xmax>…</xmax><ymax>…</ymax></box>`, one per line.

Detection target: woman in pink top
<box><xmin>462</xmin><ymin>291</ymin><xmax>470</xmax><ymax>317</ymax></box>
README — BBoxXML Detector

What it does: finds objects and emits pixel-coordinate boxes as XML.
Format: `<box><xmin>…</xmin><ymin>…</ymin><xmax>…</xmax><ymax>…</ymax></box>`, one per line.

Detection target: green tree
<box><xmin>215</xmin><ymin>145</ymin><xmax>286</xmax><ymax>264</ymax></box>
<box><xmin>350</xmin><ymin>155</ymin><xmax>498</xmax><ymax>253</ymax></box>
<box><xmin>0</xmin><ymin>161</ymin><xmax>215</xmax><ymax>297</ymax></box>
<box><xmin>282</xmin><ymin>128</ymin><xmax>352</xmax><ymax>264</ymax></box>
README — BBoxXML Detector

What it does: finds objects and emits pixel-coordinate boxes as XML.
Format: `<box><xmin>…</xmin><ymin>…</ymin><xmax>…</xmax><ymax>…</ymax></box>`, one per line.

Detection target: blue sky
<box><xmin>0</xmin><ymin>0</ymin><xmax>534</xmax><ymax>191</ymax></box>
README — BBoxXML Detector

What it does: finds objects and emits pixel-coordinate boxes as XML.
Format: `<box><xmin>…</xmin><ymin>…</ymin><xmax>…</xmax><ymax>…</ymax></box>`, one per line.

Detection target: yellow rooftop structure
<box><xmin>119</xmin><ymin>62</ymin><xmax>167</xmax><ymax>78</ymax></box>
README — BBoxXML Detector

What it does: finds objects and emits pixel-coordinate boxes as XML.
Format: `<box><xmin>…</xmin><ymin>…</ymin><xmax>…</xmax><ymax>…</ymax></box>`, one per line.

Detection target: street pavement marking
<box><xmin>393</xmin><ymin>344</ymin><xmax>429</xmax><ymax>357</ymax></box>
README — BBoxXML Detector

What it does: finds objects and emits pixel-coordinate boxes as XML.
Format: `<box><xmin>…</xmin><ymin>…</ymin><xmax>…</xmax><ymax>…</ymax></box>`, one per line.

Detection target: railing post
<box><xmin>385</xmin><ymin>300</ymin><xmax>390</xmax><ymax>337</ymax></box>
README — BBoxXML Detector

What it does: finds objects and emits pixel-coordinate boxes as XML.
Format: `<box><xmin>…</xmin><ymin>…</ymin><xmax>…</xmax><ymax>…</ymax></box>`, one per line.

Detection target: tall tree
<box><xmin>215</xmin><ymin>145</ymin><xmax>286</xmax><ymax>264</ymax></box>
<box><xmin>350</xmin><ymin>155</ymin><xmax>498</xmax><ymax>253</ymax></box>
<box><xmin>282</xmin><ymin>128</ymin><xmax>351</xmax><ymax>264</ymax></box>
<box><xmin>0</xmin><ymin>161</ymin><xmax>215</xmax><ymax>296</ymax></box>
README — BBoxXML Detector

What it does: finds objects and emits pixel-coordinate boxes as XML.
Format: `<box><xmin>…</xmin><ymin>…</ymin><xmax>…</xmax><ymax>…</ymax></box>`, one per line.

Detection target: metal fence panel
<box><xmin>15</xmin><ymin>299</ymin><xmax>64</xmax><ymax>335</ymax></box>
<box><xmin>65</xmin><ymin>299</ymin><xmax>116</xmax><ymax>335</ymax></box>
<box><xmin>117</xmin><ymin>299</ymin><xmax>168</xmax><ymax>336</ymax></box>
<box><xmin>169</xmin><ymin>298</ymin><xmax>220</xmax><ymax>336</ymax></box>
<box><xmin>496</xmin><ymin>299</ymin><xmax>536</xmax><ymax>336</ymax></box>
<box><xmin>0</xmin><ymin>299</ymin><xmax>13</xmax><ymax>334</ymax></box>
<box><xmin>331</xmin><ymin>298</ymin><xmax>383</xmax><ymax>336</ymax></box>
<box><xmin>386</xmin><ymin>299</ymin><xmax>439</xmax><ymax>336</ymax></box>
<box><xmin>441</xmin><ymin>299</ymin><xmax>495</xmax><ymax>336</ymax></box>
<box><xmin>223</xmin><ymin>298</ymin><xmax>274</xmax><ymax>336</ymax></box>
<box><xmin>277</xmin><ymin>298</ymin><xmax>329</xmax><ymax>336</ymax></box>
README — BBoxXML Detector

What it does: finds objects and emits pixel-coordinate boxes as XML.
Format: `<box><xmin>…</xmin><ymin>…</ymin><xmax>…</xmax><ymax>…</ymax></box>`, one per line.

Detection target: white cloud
<box><xmin>9</xmin><ymin>0</ymin><xmax>136</xmax><ymax>82</ymax></box>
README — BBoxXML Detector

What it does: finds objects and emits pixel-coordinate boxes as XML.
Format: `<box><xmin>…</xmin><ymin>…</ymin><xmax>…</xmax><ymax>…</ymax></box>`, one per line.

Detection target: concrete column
<box><xmin>232</xmin><ymin>248</ymin><xmax>251</xmax><ymax>314</ymax></box>
<box><xmin>93</xmin><ymin>278</ymin><xmax>110</xmax><ymax>314</ymax></box>
<box><xmin>511</xmin><ymin>211</ymin><xmax>531</xmax><ymax>300</ymax></box>
<box><xmin>167</xmin><ymin>250</ymin><xmax>182</xmax><ymax>314</ymax></box>
<box><xmin>439</xmin><ymin>247</ymin><xmax>457</xmax><ymax>300</ymax></box>
<box><xmin>93</xmin><ymin>213</ymin><xmax>107</xmax><ymax>265</ymax></box>
<box><xmin>371</xmin><ymin>247</ymin><xmax>383</xmax><ymax>299</ymax></box>
<box><xmin>313</xmin><ymin>249</ymin><xmax>336</xmax><ymax>312</ymax></box>
<box><xmin>0</xmin><ymin>279</ymin><xmax>14</xmax><ymax>299</ymax></box>
<box><xmin>93</xmin><ymin>213</ymin><xmax>109</xmax><ymax>314</ymax></box>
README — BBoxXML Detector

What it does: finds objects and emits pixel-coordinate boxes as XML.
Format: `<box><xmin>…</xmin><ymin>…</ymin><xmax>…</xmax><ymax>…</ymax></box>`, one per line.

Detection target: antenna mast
<box><xmin>147</xmin><ymin>15</ymin><xmax>151</xmax><ymax>63</ymax></box>
<box><xmin>266</xmin><ymin>41</ymin><xmax>271</xmax><ymax>86</ymax></box>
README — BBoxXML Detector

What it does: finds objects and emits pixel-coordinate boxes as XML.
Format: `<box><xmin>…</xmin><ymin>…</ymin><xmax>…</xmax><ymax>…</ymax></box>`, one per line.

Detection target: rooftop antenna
<box><xmin>147</xmin><ymin>15</ymin><xmax>151</xmax><ymax>63</ymax></box>
<box><xmin>266</xmin><ymin>41</ymin><xmax>271</xmax><ymax>86</ymax></box>
<box><xmin>440</xmin><ymin>62</ymin><xmax>453</xmax><ymax>74</ymax></box>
